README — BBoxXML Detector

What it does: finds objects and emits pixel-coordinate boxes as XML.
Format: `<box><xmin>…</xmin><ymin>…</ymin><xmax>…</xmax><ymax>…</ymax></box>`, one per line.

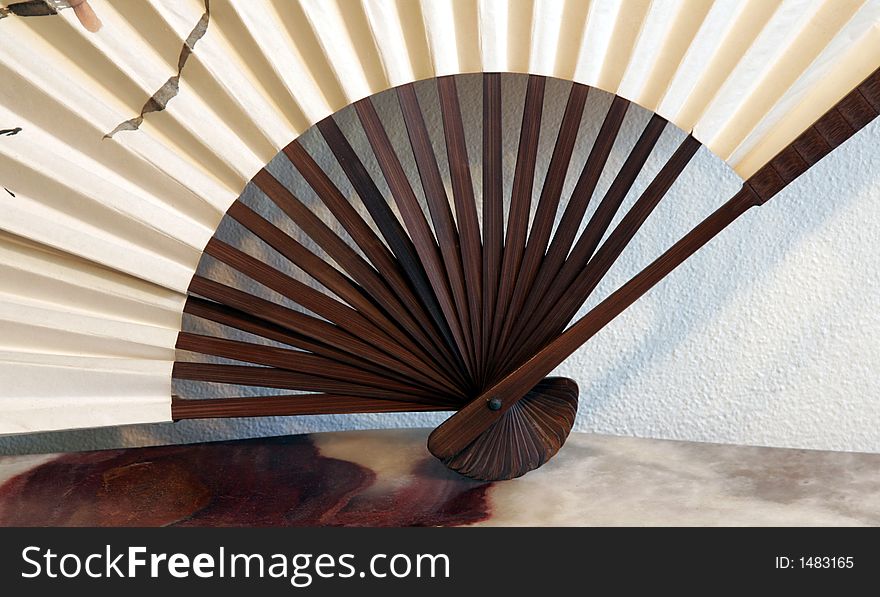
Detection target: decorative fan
<box><xmin>0</xmin><ymin>1</ymin><xmax>878</xmax><ymax>480</ymax></box>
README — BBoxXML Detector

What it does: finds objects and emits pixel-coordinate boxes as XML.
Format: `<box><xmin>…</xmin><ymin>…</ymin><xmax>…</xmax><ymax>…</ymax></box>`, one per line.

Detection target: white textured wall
<box><xmin>1</xmin><ymin>75</ymin><xmax>878</xmax><ymax>456</ymax></box>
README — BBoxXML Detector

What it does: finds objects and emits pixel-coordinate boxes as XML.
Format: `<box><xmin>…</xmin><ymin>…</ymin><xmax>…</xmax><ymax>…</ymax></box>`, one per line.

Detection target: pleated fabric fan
<box><xmin>1</xmin><ymin>0</ymin><xmax>878</xmax><ymax>479</ymax></box>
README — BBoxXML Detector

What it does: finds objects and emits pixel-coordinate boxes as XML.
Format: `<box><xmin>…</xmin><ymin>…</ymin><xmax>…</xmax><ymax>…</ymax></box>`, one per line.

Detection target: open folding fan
<box><xmin>1</xmin><ymin>0</ymin><xmax>878</xmax><ymax>480</ymax></box>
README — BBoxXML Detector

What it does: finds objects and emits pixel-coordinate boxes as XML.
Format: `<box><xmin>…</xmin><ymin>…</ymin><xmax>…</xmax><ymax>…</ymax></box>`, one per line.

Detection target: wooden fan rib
<box><xmin>563</xmin><ymin>114</ymin><xmax>670</xmax><ymax>272</ymax></box>
<box><xmin>228</xmin><ymin>202</ymin><xmax>376</xmax><ymax>317</ymax></box>
<box><xmin>251</xmin><ymin>169</ymin><xmax>449</xmax><ymax>379</ymax></box>
<box><xmin>184</xmin><ymin>297</ymin><xmax>357</xmax><ymax>363</ymax></box>
<box><xmin>315</xmin><ymin>117</ymin><xmax>463</xmax><ymax>378</ymax></box>
<box><xmin>172</xmin><ymin>362</ymin><xmax>443</xmax><ymax>403</ymax></box>
<box><xmin>490</xmin><ymin>95</ymin><xmax>632</xmax><ymax>379</ymax></box>
<box><xmin>494</xmin><ymin>114</ymin><xmax>669</xmax><ymax>370</ymax></box>
<box><xmin>175</xmin><ymin>333</ymin><xmax>427</xmax><ymax>397</ymax></box>
<box><xmin>283</xmin><ymin>140</ymin><xmax>395</xmax><ymax>270</ymax></box>
<box><xmin>226</xmin><ymin>201</ymin><xmax>465</xmax><ymax>390</ymax></box>
<box><xmin>396</xmin><ymin>82</ymin><xmax>478</xmax><ymax>378</ymax></box>
<box><xmin>175</xmin><ymin>332</ymin><xmax>450</xmax><ymax>402</ymax></box>
<box><xmin>202</xmin><ymin>237</ymin><xmax>459</xmax><ymax>392</ymax></box>
<box><xmin>188</xmin><ymin>276</ymin><xmax>454</xmax><ymax>395</ymax></box>
<box><xmin>489</xmin><ymin>75</ymin><xmax>546</xmax><ymax>363</ymax></box>
<box><xmin>481</xmin><ymin>73</ymin><xmax>504</xmax><ymax>383</ymax></box>
<box><xmin>354</xmin><ymin>96</ymin><xmax>474</xmax><ymax>384</ymax></box>
<box><xmin>171</xmin><ymin>394</ymin><xmax>453</xmax><ymax>419</ymax></box>
<box><xmin>437</xmin><ymin>75</ymin><xmax>484</xmax><ymax>385</ymax></box>
<box><xmin>490</xmin><ymin>82</ymin><xmax>589</xmax><ymax>370</ymax></box>
<box><xmin>492</xmin><ymin>104</ymin><xmax>666</xmax><ymax>370</ymax></box>
<box><xmin>204</xmin><ymin>238</ymin><xmax>355</xmax><ymax>328</ymax></box>
<box><xmin>182</xmin><ymin>297</ymin><xmax>432</xmax><ymax>390</ymax></box>
<box><xmin>542</xmin><ymin>97</ymin><xmax>639</xmax><ymax>277</ymax></box>
<box><xmin>502</xmin><ymin>134</ymin><xmax>702</xmax><ymax>372</ymax></box>
<box><xmin>282</xmin><ymin>140</ymin><xmax>463</xmax><ymax>380</ymax></box>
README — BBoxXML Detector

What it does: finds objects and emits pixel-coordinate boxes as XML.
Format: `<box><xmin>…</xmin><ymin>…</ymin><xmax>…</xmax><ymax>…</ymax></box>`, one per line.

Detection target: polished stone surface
<box><xmin>1</xmin><ymin>429</ymin><xmax>878</xmax><ymax>526</ymax></box>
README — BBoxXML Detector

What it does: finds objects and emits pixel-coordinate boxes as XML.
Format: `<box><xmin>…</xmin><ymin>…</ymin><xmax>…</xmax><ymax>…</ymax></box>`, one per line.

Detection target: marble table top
<box><xmin>1</xmin><ymin>429</ymin><xmax>878</xmax><ymax>526</ymax></box>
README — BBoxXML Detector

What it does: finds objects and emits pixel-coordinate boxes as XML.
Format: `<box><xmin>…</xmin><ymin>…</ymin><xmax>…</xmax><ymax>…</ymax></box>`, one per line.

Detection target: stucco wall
<box><xmin>1</xmin><ymin>75</ymin><xmax>878</xmax><ymax>456</ymax></box>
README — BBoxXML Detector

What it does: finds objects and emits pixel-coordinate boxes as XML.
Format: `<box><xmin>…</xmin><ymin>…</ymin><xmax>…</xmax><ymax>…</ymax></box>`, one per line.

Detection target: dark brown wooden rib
<box><xmin>251</xmin><ymin>169</ymin><xmax>445</xmax><ymax>364</ymax></box>
<box><xmin>183</xmin><ymin>296</ymin><xmax>404</xmax><ymax>380</ymax></box>
<box><xmin>284</xmin><ymin>141</ymin><xmax>396</xmax><ymax>275</ymax></box>
<box><xmin>503</xmin><ymin>134</ymin><xmax>701</xmax><ymax>372</ymax></box>
<box><xmin>315</xmin><ymin>116</ymin><xmax>463</xmax><ymax>377</ymax></box>
<box><xmin>428</xmin><ymin>186</ymin><xmax>762</xmax><ymax>460</ymax></box>
<box><xmin>172</xmin><ymin>394</ymin><xmax>452</xmax><ymax>419</ymax></box>
<box><xmin>489</xmin><ymin>75</ymin><xmax>546</xmax><ymax>362</ymax></box>
<box><xmin>493</xmin><ymin>106</ymin><xmax>659</xmax><ymax>375</ymax></box>
<box><xmin>547</xmin><ymin>97</ymin><xmax>639</xmax><ymax>270</ymax></box>
<box><xmin>225</xmin><ymin>201</ymin><xmax>466</xmax><ymax>390</ymax></box>
<box><xmin>203</xmin><ymin>237</ymin><xmax>456</xmax><ymax>391</ymax></box>
<box><xmin>227</xmin><ymin>203</ymin><xmax>387</xmax><ymax>325</ymax></box>
<box><xmin>490</xmin><ymin>82</ymin><xmax>589</xmax><ymax>368</ymax></box>
<box><xmin>182</xmin><ymin>296</ymin><xmax>458</xmax><ymax>399</ymax></box>
<box><xmin>187</xmin><ymin>276</ymin><xmax>454</xmax><ymax>395</ymax></box>
<box><xmin>355</xmin><ymin>96</ymin><xmax>474</xmax><ymax>386</ymax></box>
<box><xmin>282</xmin><ymin>140</ymin><xmax>462</xmax><ymax>380</ymax></box>
<box><xmin>397</xmin><ymin>83</ymin><xmax>478</xmax><ymax>379</ymax></box>
<box><xmin>481</xmin><ymin>72</ymin><xmax>504</xmax><ymax>388</ymax></box>
<box><xmin>175</xmin><ymin>333</ymin><xmax>448</xmax><ymax>403</ymax></box>
<box><xmin>437</xmin><ymin>75</ymin><xmax>484</xmax><ymax>384</ymax></box>
<box><xmin>173</xmin><ymin>362</ymin><xmax>443</xmax><ymax>403</ymax></box>
<box><xmin>497</xmin><ymin>124</ymin><xmax>683</xmax><ymax>371</ymax></box>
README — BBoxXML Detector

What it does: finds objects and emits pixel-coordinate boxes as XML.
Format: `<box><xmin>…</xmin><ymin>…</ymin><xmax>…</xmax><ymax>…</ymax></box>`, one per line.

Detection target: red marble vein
<box><xmin>0</xmin><ymin>435</ymin><xmax>493</xmax><ymax>527</ymax></box>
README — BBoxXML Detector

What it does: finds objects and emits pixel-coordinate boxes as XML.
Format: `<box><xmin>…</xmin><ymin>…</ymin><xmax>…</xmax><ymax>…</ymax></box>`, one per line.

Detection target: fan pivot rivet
<box><xmin>488</xmin><ymin>397</ymin><xmax>503</xmax><ymax>411</ymax></box>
